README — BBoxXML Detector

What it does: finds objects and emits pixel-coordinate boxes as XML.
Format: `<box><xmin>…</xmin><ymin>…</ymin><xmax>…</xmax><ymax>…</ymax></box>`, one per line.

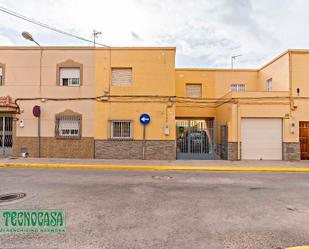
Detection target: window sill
<box><xmin>55</xmin><ymin>136</ymin><xmax>82</xmax><ymax>140</ymax></box>
<box><xmin>109</xmin><ymin>138</ymin><xmax>133</xmax><ymax>141</ymax></box>
<box><xmin>111</xmin><ymin>85</ymin><xmax>133</xmax><ymax>87</ymax></box>
<box><xmin>58</xmin><ymin>85</ymin><xmax>81</xmax><ymax>87</ymax></box>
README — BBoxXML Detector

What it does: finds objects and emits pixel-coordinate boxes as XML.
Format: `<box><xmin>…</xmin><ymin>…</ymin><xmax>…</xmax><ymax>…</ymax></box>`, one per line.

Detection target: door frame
<box><xmin>300</xmin><ymin>121</ymin><xmax>309</xmax><ymax>160</ymax></box>
<box><xmin>176</xmin><ymin>119</ymin><xmax>216</xmax><ymax>160</ymax></box>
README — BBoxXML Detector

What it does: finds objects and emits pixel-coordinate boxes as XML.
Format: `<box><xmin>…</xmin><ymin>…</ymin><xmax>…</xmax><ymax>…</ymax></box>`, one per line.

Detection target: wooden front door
<box><xmin>300</xmin><ymin>122</ymin><xmax>309</xmax><ymax>160</ymax></box>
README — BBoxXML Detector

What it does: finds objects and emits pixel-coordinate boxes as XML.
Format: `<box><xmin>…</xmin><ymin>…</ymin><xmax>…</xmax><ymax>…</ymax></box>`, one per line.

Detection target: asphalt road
<box><xmin>0</xmin><ymin>167</ymin><xmax>309</xmax><ymax>249</ymax></box>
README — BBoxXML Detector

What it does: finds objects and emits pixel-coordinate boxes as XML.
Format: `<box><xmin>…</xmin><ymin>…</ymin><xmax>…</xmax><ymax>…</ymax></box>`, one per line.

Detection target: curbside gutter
<box><xmin>0</xmin><ymin>163</ymin><xmax>309</xmax><ymax>172</ymax></box>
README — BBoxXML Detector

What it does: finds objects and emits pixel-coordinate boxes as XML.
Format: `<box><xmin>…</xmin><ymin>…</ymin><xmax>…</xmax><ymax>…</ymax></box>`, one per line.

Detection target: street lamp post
<box><xmin>22</xmin><ymin>32</ymin><xmax>42</xmax><ymax>89</ymax></box>
<box><xmin>22</xmin><ymin>32</ymin><xmax>42</xmax><ymax>158</ymax></box>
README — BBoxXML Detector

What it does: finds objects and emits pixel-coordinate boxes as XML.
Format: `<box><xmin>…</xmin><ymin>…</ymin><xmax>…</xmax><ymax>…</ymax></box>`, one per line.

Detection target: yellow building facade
<box><xmin>175</xmin><ymin>50</ymin><xmax>309</xmax><ymax>161</ymax></box>
<box><xmin>94</xmin><ymin>48</ymin><xmax>176</xmax><ymax>159</ymax></box>
<box><xmin>0</xmin><ymin>47</ymin><xmax>308</xmax><ymax>160</ymax></box>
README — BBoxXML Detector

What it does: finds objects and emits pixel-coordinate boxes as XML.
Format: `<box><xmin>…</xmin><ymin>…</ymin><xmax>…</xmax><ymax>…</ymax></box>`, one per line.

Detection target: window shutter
<box><xmin>186</xmin><ymin>84</ymin><xmax>202</xmax><ymax>97</ymax></box>
<box><xmin>58</xmin><ymin>119</ymin><xmax>80</xmax><ymax>130</ymax></box>
<box><xmin>112</xmin><ymin>68</ymin><xmax>132</xmax><ymax>86</ymax></box>
<box><xmin>57</xmin><ymin>116</ymin><xmax>81</xmax><ymax>138</ymax></box>
<box><xmin>60</xmin><ymin>68</ymin><xmax>80</xmax><ymax>79</ymax></box>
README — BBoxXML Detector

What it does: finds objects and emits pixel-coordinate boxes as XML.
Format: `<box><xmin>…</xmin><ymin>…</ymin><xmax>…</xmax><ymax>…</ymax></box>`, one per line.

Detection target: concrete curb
<box><xmin>1</xmin><ymin>163</ymin><xmax>309</xmax><ymax>172</ymax></box>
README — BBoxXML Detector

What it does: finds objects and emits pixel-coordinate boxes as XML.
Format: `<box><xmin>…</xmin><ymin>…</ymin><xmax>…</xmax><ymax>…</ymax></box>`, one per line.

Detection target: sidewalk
<box><xmin>0</xmin><ymin>157</ymin><xmax>308</xmax><ymax>172</ymax></box>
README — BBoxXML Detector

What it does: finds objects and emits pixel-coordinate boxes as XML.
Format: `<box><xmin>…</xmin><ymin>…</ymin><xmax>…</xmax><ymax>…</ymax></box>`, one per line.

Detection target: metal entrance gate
<box><xmin>0</xmin><ymin>116</ymin><xmax>13</xmax><ymax>157</ymax></box>
<box><xmin>176</xmin><ymin>120</ymin><xmax>216</xmax><ymax>160</ymax></box>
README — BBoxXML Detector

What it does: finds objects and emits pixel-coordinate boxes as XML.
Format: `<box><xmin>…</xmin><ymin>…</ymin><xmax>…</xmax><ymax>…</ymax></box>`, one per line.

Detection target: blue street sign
<box><xmin>140</xmin><ymin>113</ymin><xmax>151</xmax><ymax>125</ymax></box>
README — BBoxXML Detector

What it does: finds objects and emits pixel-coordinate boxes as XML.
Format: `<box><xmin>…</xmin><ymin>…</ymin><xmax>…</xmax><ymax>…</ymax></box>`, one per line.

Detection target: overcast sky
<box><xmin>0</xmin><ymin>0</ymin><xmax>308</xmax><ymax>68</ymax></box>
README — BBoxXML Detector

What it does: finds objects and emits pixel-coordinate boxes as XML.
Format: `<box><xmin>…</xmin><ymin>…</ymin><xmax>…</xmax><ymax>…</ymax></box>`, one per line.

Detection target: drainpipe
<box><xmin>288</xmin><ymin>51</ymin><xmax>294</xmax><ymax>116</ymax></box>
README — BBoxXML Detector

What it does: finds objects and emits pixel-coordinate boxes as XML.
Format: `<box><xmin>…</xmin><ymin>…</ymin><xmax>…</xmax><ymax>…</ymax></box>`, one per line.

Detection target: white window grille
<box><xmin>186</xmin><ymin>84</ymin><xmax>202</xmax><ymax>98</ymax></box>
<box><xmin>230</xmin><ymin>84</ymin><xmax>237</xmax><ymax>92</ymax></box>
<box><xmin>0</xmin><ymin>67</ymin><xmax>3</xmax><ymax>86</ymax></box>
<box><xmin>111</xmin><ymin>120</ymin><xmax>132</xmax><ymax>139</ymax></box>
<box><xmin>60</xmin><ymin>68</ymin><xmax>80</xmax><ymax>86</ymax></box>
<box><xmin>56</xmin><ymin>116</ymin><xmax>81</xmax><ymax>138</ymax></box>
<box><xmin>230</xmin><ymin>84</ymin><xmax>246</xmax><ymax>92</ymax></box>
<box><xmin>267</xmin><ymin>78</ymin><xmax>273</xmax><ymax>92</ymax></box>
<box><xmin>112</xmin><ymin>68</ymin><xmax>132</xmax><ymax>86</ymax></box>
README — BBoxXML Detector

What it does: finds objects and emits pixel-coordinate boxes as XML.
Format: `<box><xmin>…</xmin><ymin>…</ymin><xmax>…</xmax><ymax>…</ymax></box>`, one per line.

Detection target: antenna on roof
<box><xmin>92</xmin><ymin>30</ymin><xmax>102</xmax><ymax>47</ymax></box>
<box><xmin>231</xmin><ymin>54</ymin><xmax>242</xmax><ymax>69</ymax></box>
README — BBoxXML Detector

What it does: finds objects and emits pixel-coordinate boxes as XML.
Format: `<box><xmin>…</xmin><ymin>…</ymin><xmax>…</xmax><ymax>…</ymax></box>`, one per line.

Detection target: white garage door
<box><xmin>241</xmin><ymin>118</ymin><xmax>282</xmax><ymax>160</ymax></box>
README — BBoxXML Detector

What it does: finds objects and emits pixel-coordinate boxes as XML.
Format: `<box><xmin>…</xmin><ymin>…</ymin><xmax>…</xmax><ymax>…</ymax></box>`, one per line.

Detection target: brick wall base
<box><xmin>283</xmin><ymin>142</ymin><xmax>301</xmax><ymax>161</ymax></box>
<box><xmin>13</xmin><ymin>137</ymin><xmax>94</xmax><ymax>159</ymax></box>
<box><xmin>228</xmin><ymin>142</ymin><xmax>238</xmax><ymax>161</ymax></box>
<box><xmin>95</xmin><ymin>140</ymin><xmax>176</xmax><ymax>160</ymax></box>
<box><xmin>13</xmin><ymin>139</ymin><xmax>298</xmax><ymax>161</ymax></box>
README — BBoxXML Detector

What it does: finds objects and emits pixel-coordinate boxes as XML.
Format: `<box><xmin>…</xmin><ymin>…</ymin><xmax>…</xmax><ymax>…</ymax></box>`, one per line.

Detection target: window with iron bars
<box><xmin>55</xmin><ymin>115</ymin><xmax>81</xmax><ymax>139</ymax></box>
<box><xmin>110</xmin><ymin>120</ymin><xmax>133</xmax><ymax>139</ymax></box>
<box><xmin>230</xmin><ymin>84</ymin><xmax>246</xmax><ymax>92</ymax></box>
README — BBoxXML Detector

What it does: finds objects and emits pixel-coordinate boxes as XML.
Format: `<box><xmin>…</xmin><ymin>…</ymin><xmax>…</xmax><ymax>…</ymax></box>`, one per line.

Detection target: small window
<box><xmin>267</xmin><ymin>78</ymin><xmax>272</xmax><ymax>92</ymax></box>
<box><xmin>56</xmin><ymin>116</ymin><xmax>81</xmax><ymax>139</ymax></box>
<box><xmin>111</xmin><ymin>120</ymin><xmax>132</xmax><ymax>139</ymax></box>
<box><xmin>230</xmin><ymin>84</ymin><xmax>245</xmax><ymax>92</ymax></box>
<box><xmin>0</xmin><ymin>67</ymin><xmax>3</xmax><ymax>86</ymax></box>
<box><xmin>186</xmin><ymin>84</ymin><xmax>202</xmax><ymax>98</ymax></box>
<box><xmin>112</xmin><ymin>68</ymin><xmax>132</xmax><ymax>86</ymax></box>
<box><xmin>60</xmin><ymin>68</ymin><xmax>80</xmax><ymax>86</ymax></box>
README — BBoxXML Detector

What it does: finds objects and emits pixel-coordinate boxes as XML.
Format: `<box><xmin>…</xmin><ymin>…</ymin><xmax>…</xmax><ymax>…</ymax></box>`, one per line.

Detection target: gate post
<box><xmin>213</xmin><ymin>120</ymin><xmax>216</xmax><ymax>159</ymax></box>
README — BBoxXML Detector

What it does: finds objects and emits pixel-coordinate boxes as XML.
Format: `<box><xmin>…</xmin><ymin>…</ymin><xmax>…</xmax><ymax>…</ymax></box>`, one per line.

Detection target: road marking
<box><xmin>0</xmin><ymin>163</ymin><xmax>309</xmax><ymax>172</ymax></box>
<box><xmin>286</xmin><ymin>246</ymin><xmax>309</xmax><ymax>249</ymax></box>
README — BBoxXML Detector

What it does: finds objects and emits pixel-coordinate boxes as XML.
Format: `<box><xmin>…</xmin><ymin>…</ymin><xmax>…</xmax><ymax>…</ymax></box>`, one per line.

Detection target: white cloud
<box><xmin>0</xmin><ymin>0</ymin><xmax>308</xmax><ymax>68</ymax></box>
